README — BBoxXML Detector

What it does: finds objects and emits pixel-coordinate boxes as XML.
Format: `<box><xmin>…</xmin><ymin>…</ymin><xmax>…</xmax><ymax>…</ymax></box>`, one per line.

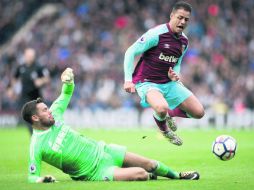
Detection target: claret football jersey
<box><xmin>124</xmin><ymin>23</ymin><xmax>188</xmax><ymax>84</ymax></box>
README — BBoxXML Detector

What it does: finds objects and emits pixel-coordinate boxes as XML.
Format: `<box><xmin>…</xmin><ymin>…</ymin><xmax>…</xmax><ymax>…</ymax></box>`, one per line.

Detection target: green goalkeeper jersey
<box><xmin>28</xmin><ymin>83</ymin><xmax>105</xmax><ymax>182</ymax></box>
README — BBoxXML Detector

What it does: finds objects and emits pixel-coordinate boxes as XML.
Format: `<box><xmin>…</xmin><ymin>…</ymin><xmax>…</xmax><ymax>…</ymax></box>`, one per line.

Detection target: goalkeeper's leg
<box><xmin>122</xmin><ymin>152</ymin><xmax>200</xmax><ymax>180</ymax></box>
<box><xmin>122</xmin><ymin>152</ymin><xmax>179</xmax><ymax>179</ymax></box>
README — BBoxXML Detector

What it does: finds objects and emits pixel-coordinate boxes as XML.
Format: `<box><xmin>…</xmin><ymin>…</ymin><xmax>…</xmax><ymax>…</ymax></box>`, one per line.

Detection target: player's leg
<box><xmin>166</xmin><ymin>82</ymin><xmax>204</xmax><ymax>119</ymax></box>
<box><xmin>114</xmin><ymin>167</ymin><xmax>149</xmax><ymax>181</ymax></box>
<box><xmin>146</xmin><ymin>89</ymin><xmax>182</xmax><ymax>145</ymax></box>
<box><xmin>136</xmin><ymin>82</ymin><xmax>170</xmax><ymax>132</ymax></box>
<box><xmin>167</xmin><ymin>95</ymin><xmax>204</xmax><ymax>130</ymax></box>
<box><xmin>123</xmin><ymin>152</ymin><xmax>200</xmax><ymax>180</ymax></box>
<box><xmin>102</xmin><ymin>149</ymin><xmax>199</xmax><ymax>180</ymax></box>
<box><xmin>101</xmin><ymin>145</ymin><xmax>149</xmax><ymax>181</ymax></box>
<box><xmin>165</xmin><ymin>82</ymin><xmax>204</xmax><ymax>132</ymax></box>
<box><xmin>135</xmin><ymin>82</ymin><xmax>182</xmax><ymax>145</ymax></box>
<box><xmin>146</xmin><ymin>89</ymin><xmax>169</xmax><ymax>132</ymax></box>
<box><xmin>90</xmin><ymin>158</ymin><xmax>149</xmax><ymax>181</ymax></box>
<box><xmin>122</xmin><ymin>152</ymin><xmax>180</xmax><ymax>179</ymax></box>
<box><xmin>178</xmin><ymin>94</ymin><xmax>205</xmax><ymax>119</ymax></box>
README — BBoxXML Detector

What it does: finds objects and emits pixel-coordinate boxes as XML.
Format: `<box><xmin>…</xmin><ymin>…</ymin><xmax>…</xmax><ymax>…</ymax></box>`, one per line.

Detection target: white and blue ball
<box><xmin>212</xmin><ymin>135</ymin><xmax>237</xmax><ymax>161</ymax></box>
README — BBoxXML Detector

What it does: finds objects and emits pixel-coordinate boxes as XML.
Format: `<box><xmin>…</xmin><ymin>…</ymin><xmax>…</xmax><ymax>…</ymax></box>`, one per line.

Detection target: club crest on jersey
<box><xmin>30</xmin><ymin>164</ymin><xmax>36</xmax><ymax>173</ymax></box>
<box><xmin>55</xmin><ymin>120</ymin><xmax>63</xmax><ymax>128</ymax></box>
<box><xmin>138</xmin><ymin>36</ymin><xmax>146</xmax><ymax>43</ymax></box>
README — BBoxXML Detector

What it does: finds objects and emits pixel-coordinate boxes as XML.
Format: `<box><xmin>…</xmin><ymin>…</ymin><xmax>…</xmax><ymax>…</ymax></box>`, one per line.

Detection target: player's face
<box><xmin>24</xmin><ymin>48</ymin><xmax>36</xmax><ymax>65</ymax></box>
<box><xmin>35</xmin><ymin>103</ymin><xmax>55</xmax><ymax>127</ymax></box>
<box><xmin>169</xmin><ymin>8</ymin><xmax>190</xmax><ymax>34</ymax></box>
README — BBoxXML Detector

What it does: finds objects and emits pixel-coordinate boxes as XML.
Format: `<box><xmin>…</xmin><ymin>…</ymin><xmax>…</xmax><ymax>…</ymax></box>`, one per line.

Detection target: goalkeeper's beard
<box><xmin>40</xmin><ymin>117</ymin><xmax>55</xmax><ymax>128</ymax></box>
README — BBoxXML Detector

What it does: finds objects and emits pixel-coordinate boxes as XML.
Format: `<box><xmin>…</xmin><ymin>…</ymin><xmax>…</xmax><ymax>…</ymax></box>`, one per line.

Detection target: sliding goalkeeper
<box><xmin>22</xmin><ymin>68</ymin><xmax>200</xmax><ymax>183</ymax></box>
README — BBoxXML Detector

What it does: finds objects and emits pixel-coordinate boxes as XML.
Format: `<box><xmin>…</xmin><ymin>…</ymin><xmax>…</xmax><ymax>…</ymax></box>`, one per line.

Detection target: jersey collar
<box><xmin>166</xmin><ymin>23</ymin><xmax>182</xmax><ymax>39</ymax></box>
<box><xmin>33</xmin><ymin>127</ymin><xmax>52</xmax><ymax>135</ymax></box>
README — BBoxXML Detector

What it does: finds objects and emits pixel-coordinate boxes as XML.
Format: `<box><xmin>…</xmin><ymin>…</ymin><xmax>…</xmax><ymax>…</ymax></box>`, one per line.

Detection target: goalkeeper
<box><xmin>22</xmin><ymin>68</ymin><xmax>199</xmax><ymax>183</ymax></box>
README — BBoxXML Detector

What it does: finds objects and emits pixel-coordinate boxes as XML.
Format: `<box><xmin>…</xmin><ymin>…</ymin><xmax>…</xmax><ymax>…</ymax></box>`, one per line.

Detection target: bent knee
<box><xmin>193</xmin><ymin>108</ymin><xmax>205</xmax><ymax>119</ymax></box>
<box><xmin>134</xmin><ymin>168</ymin><xmax>149</xmax><ymax>181</ymax></box>
<box><xmin>154</xmin><ymin>105</ymin><xmax>168</xmax><ymax>115</ymax></box>
<box><xmin>145</xmin><ymin>160</ymin><xmax>157</xmax><ymax>172</ymax></box>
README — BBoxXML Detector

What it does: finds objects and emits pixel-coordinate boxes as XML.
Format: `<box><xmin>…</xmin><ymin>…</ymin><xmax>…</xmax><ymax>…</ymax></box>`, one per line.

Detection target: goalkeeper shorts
<box><xmin>72</xmin><ymin>143</ymin><xmax>126</xmax><ymax>181</ymax></box>
<box><xmin>93</xmin><ymin>143</ymin><xmax>127</xmax><ymax>181</ymax></box>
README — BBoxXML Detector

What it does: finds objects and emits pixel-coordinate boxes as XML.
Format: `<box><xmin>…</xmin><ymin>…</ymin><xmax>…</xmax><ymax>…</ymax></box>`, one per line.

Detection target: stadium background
<box><xmin>0</xmin><ymin>0</ymin><xmax>254</xmax><ymax>128</ymax></box>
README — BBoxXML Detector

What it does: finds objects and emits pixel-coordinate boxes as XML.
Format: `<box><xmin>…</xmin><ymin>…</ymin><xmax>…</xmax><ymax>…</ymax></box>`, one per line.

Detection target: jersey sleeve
<box><xmin>124</xmin><ymin>28</ymin><xmax>160</xmax><ymax>81</ymax></box>
<box><xmin>28</xmin><ymin>137</ymin><xmax>42</xmax><ymax>183</ymax></box>
<box><xmin>173</xmin><ymin>45</ymin><xmax>188</xmax><ymax>75</ymax></box>
<box><xmin>50</xmin><ymin>83</ymin><xmax>75</xmax><ymax>120</ymax></box>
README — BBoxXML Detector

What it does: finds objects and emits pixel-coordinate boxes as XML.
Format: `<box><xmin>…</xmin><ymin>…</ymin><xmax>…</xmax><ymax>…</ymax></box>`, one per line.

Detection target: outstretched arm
<box><xmin>50</xmin><ymin>68</ymin><xmax>75</xmax><ymax>118</ymax></box>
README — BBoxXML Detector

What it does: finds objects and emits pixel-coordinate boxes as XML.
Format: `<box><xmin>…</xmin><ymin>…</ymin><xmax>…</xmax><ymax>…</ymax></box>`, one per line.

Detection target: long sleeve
<box><xmin>173</xmin><ymin>46</ymin><xmax>188</xmax><ymax>75</ymax></box>
<box><xmin>124</xmin><ymin>29</ymin><xmax>160</xmax><ymax>82</ymax></box>
<box><xmin>50</xmin><ymin>83</ymin><xmax>75</xmax><ymax>120</ymax></box>
<box><xmin>28</xmin><ymin>136</ymin><xmax>42</xmax><ymax>183</ymax></box>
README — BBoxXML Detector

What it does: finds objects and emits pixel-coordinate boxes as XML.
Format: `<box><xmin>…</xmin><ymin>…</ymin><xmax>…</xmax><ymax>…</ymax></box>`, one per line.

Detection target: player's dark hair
<box><xmin>21</xmin><ymin>98</ymin><xmax>43</xmax><ymax>124</ymax></box>
<box><xmin>172</xmin><ymin>1</ymin><xmax>192</xmax><ymax>13</ymax></box>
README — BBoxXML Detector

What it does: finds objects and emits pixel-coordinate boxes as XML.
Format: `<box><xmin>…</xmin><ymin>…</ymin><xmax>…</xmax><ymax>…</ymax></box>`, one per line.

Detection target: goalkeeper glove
<box><xmin>61</xmin><ymin>68</ymin><xmax>74</xmax><ymax>84</ymax></box>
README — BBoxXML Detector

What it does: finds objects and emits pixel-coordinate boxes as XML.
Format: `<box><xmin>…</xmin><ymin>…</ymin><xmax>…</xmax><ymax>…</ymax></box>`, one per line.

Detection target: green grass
<box><xmin>0</xmin><ymin>126</ymin><xmax>254</xmax><ymax>190</ymax></box>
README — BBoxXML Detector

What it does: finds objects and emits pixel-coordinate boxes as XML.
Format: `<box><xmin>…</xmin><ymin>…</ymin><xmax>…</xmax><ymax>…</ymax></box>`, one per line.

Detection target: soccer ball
<box><xmin>212</xmin><ymin>135</ymin><xmax>237</xmax><ymax>161</ymax></box>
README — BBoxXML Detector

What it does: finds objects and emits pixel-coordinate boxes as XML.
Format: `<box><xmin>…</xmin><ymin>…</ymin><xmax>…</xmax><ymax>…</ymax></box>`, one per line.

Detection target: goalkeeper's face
<box><xmin>34</xmin><ymin>103</ymin><xmax>55</xmax><ymax>127</ymax></box>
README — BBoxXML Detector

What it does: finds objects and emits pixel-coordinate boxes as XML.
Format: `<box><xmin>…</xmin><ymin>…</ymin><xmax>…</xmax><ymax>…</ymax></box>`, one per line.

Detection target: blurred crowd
<box><xmin>0</xmin><ymin>0</ymin><xmax>254</xmax><ymax>114</ymax></box>
<box><xmin>0</xmin><ymin>0</ymin><xmax>45</xmax><ymax>44</ymax></box>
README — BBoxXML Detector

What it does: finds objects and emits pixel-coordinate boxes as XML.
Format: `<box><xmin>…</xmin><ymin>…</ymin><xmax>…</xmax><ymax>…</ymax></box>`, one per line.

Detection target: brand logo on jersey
<box><xmin>164</xmin><ymin>44</ymin><xmax>170</xmax><ymax>48</ymax></box>
<box><xmin>138</xmin><ymin>36</ymin><xmax>145</xmax><ymax>43</ymax></box>
<box><xmin>158</xmin><ymin>52</ymin><xmax>178</xmax><ymax>63</ymax></box>
<box><xmin>30</xmin><ymin>164</ymin><xmax>36</xmax><ymax>173</ymax></box>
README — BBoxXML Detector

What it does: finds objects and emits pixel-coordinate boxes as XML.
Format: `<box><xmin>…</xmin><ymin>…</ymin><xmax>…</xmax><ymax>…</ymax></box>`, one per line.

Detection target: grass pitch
<box><xmin>0</xmin><ymin>126</ymin><xmax>254</xmax><ymax>190</ymax></box>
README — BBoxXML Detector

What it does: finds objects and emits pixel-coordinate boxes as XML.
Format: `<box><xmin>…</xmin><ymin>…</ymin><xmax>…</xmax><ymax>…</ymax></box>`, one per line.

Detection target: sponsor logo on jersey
<box><xmin>51</xmin><ymin>125</ymin><xmax>69</xmax><ymax>152</ymax></box>
<box><xmin>158</xmin><ymin>52</ymin><xmax>178</xmax><ymax>63</ymax></box>
<box><xmin>30</xmin><ymin>164</ymin><xmax>36</xmax><ymax>173</ymax></box>
<box><xmin>138</xmin><ymin>36</ymin><xmax>145</xmax><ymax>43</ymax></box>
